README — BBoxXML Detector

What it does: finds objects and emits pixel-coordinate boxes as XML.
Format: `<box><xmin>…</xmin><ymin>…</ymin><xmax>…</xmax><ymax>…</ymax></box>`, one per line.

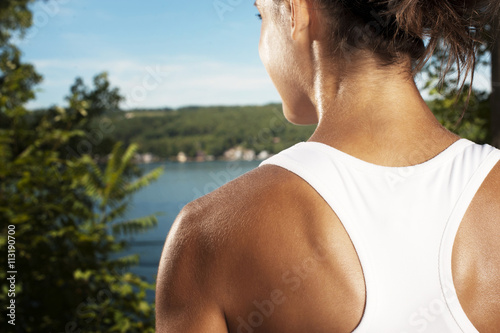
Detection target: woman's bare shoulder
<box><xmin>180</xmin><ymin>164</ymin><xmax>313</xmax><ymax>233</ymax></box>
<box><xmin>453</xmin><ymin>160</ymin><xmax>500</xmax><ymax>331</ymax></box>
<box><xmin>476</xmin><ymin>159</ymin><xmax>500</xmax><ymax>218</ymax></box>
<box><xmin>160</xmin><ymin>163</ymin><xmax>320</xmax><ymax>298</ymax></box>
<box><xmin>167</xmin><ymin>161</ymin><xmax>335</xmax><ymax>278</ymax></box>
<box><xmin>156</xmin><ymin>165</ymin><xmax>303</xmax><ymax>332</ymax></box>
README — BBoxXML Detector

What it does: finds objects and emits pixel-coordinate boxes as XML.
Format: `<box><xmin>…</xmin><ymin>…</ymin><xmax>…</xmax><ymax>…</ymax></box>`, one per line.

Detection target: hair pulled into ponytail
<box><xmin>383</xmin><ymin>0</ymin><xmax>500</xmax><ymax>86</ymax></box>
<box><xmin>281</xmin><ymin>0</ymin><xmax>500</xmax><ymax>94</ymax></box>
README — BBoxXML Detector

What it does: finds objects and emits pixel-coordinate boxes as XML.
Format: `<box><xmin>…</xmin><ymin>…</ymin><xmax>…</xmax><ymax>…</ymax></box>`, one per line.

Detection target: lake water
<box><xmin>119</xmin><ymin>160</ymin><xmax>261</xmax><ymax>299</ymax></box>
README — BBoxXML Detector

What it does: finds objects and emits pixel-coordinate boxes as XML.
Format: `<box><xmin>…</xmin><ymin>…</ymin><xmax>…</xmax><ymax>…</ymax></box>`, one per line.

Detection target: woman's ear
<box><xmin>290</xmin><ymin>0</ymin><xmax>296</xmax><ymax>30</ymax></box>
<box><xmin>290</xmin><ymin>0</ymin><xmax>309</xmax><ymax>40</ymax></box>
<box><xmin>289</xmin><ymin>0</ymin><xmax>317</xmax><ymax>42</ymax></box>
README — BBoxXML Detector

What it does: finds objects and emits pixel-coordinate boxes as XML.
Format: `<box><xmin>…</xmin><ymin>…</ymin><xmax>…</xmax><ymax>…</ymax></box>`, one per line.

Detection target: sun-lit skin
<box><xmin>256</xmin><ymin>0</ymin><xmax>318</xmax><ymax>125</ymax></box>
<box><xmin>155</xmin><ymin>1</ymin><xmax>500</xmax><ymax>332</ymax></box>
<box><xmin>256</xmin><ymin>0</ymin><xmax>461</xmax><ymax>166</ymax></box>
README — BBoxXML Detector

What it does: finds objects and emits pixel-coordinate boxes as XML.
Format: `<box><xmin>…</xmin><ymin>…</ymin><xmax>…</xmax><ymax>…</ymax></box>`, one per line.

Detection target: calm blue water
<box><xmin>119</xmin><ymin>160</ymin><xmax>261</xmax><ymax>298</ymax></box>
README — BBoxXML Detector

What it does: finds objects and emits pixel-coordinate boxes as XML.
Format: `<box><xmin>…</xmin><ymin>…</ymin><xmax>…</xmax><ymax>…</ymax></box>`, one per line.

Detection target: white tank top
<box><xmin>259</xmin><ymin>138</ymin><xmax>500</xmax><ymax>333</ymax></box>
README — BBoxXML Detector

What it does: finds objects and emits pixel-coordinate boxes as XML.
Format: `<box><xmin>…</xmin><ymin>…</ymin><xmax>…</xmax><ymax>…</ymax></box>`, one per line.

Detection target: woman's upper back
<box><xmin>254</xmin><ymin>137</ymin><xmax>500</xmax><ymax>332</ymax></box>
<box><xmin>163</xmin><ymin>138</ymin><xmax>500</xmax><ymax>333</ymax></box>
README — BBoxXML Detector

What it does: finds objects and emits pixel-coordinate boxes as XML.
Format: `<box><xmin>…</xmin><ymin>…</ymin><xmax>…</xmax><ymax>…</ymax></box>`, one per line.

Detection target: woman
<box><xmin>156</xmin><ymin>0</ymin><xmax>500</xmax><ymax>332</ymax></box>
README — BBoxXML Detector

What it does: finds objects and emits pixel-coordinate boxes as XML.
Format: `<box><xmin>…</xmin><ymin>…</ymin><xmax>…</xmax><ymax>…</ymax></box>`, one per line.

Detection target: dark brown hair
<box><xmin>274</xmin><ymin>0</ymin><xmax>500</xmax><ymax>98</ymax></box>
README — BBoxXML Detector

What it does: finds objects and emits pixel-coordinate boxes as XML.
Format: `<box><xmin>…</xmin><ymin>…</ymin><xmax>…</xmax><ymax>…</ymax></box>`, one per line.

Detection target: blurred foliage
<box><xmin>427</xmin><ymin>85</ymin><xmax>491</xmax><ymax>143</ymax></box>
<box><xmin>66</xmin><ymin>73</ymin><xmax>124</xmax><ymax>121</ymax></box>
<box><xmin>420</xmin><ymin>24</ymin><xmax>497</xmax><ymax>144</ymax></box>
<box><xmin>0</xmin><ymin>0</ymin><xmax>162</xmax><ymax>332</ymax></box>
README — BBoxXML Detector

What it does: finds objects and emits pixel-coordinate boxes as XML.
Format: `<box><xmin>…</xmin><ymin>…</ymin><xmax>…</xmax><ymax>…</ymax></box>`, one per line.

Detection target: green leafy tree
<box><xmin>422</xmin><ymin>22</ymin><xmax>499</xmax><ymax>145</ymax></box>
<box><xmin>58</xmin><ymin>72</ymin><xmax>124</xmax><ymax>158</ymax></box>
<box><xmin>0</xmin><ymin>0</ymin><xmax>163</xmax><ymax>331</ymax></box>
<box><xmin>0</xmin><ymin>118</ymin><xmax>163</xmax><ymax>331</ymax></box>
<box><xmin>65</xmin><ymin>72</ymin><xmax>124</xmax><ymax>123</ymax></box>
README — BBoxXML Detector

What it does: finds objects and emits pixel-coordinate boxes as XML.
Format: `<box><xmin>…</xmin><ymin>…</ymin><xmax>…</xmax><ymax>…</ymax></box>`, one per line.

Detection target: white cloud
<box><xmin>26</xmin><ymin>56</ymin><xmax>281</xmax><ymax>110</ymax></box>
<box><xmin>28</xmin><ymin>55</ymin><xmax>490</xmax><ymax>110</ymax></box>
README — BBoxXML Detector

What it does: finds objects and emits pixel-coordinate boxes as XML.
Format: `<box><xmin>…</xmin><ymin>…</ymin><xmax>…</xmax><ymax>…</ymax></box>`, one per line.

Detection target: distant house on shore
<box><xmin>223</xmin><ymin>146</ymin><xmax>271</xmax><ymax>161</ymax></box>
<box><xmin>174</xmin><ymin>148</ymin><xmax>271</xmax><ymax>163</ymax></box>
<box><xmin>133</xmin><ymin>153</ymin><xmax>158</xmax><ymax>164</ymax></box>
<box><xmin>257</xmin><ymin>150</ymin><xmax>270</xmax><ymax>160</ymax></box>
<box><xmin>224</xmin><ymin>146</ymin><xmax>257</xmax><ymax>161</ymax></box>
<box><xmin>177</xmin><ymin>152</ymin><xmax>188</xmax><ymax>163</ymax></box>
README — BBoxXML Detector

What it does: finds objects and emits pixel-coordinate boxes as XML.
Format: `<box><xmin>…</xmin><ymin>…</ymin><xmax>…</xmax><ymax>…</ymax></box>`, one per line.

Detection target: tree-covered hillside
<box><xmin>101</xmin><ymin>104</ymin><xmax>317</xmax><ymax>160</ymax></box>
<box><xmin>93</xmin><ymin>88</ymin><xmax>492</xmax><ymax>162</ymax></box>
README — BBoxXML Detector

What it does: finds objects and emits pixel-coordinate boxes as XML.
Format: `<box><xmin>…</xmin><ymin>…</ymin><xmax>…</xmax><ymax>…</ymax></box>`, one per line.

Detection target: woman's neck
<box><xmin>308</xmin><ymin>57</ymin><xmax>460</xmax><ymax>167</ymax></box>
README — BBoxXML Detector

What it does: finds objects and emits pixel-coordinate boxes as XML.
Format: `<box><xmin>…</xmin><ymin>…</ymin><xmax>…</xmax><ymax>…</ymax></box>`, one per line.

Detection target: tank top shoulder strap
<box><xmin>438</xmin><ymin>143</ymin><xmax>500</xmax><ymax>332</ymax></box>
<box><xmin>259</xmin><ymin>139</ymin><xmax>500</xmax><ymax>332</ymax></box>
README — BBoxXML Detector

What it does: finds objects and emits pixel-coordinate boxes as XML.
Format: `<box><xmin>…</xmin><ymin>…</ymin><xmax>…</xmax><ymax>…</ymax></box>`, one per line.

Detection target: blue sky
<box><xmin>18</xmin><ymin>0</ymin><xmax>491</xmax><ymax>110</ymax></box>
<box><xmin>19</xmin><ymin>0</ymin><xmax>279</xmax><ymax>110</ymax></box>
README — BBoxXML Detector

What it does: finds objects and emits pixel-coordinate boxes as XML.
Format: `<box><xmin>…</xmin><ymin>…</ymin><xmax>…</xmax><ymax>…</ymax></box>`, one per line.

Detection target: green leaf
<box><xmin>111</xmin><ymin>215</ymin><xmax>159</xmax><ymax>236</ymax></box>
